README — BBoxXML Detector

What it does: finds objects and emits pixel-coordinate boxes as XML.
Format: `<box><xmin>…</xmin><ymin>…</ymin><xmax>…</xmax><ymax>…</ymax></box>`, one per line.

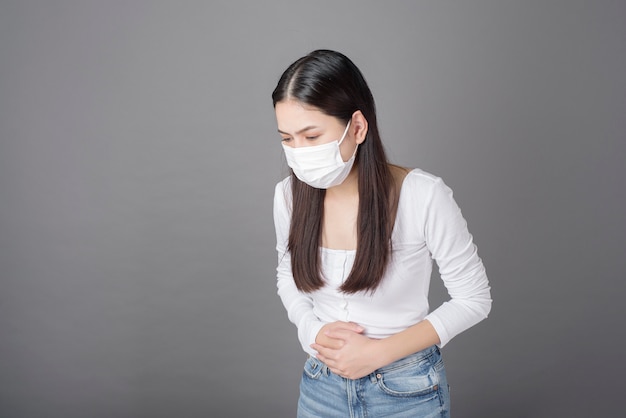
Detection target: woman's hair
<box><xmin>273</xmin><ymin>49</ymin><xmax>398</xmax><ymax>294</ymax></box>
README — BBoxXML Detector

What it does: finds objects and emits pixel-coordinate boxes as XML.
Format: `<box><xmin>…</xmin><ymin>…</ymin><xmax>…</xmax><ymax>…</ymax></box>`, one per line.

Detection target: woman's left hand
<box><xmin>310</xmin><ymin>328</ymin><xmax>385</xmax><ymax>380</ymax></box>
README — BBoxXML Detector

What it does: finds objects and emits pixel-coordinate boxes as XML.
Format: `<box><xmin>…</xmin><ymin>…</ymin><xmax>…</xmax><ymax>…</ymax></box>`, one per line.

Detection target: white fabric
<box><xmin>273</xmin><ymin>168</ymin><xmax>492</xmax><ymax>356</ymax></box>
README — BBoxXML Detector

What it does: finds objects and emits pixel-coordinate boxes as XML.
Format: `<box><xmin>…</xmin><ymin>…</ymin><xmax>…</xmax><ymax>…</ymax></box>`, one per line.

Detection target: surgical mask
<box><xmin>282</xmin><ymin>121</ymin><xmax>356</xmax><ymax>189</ymax></box>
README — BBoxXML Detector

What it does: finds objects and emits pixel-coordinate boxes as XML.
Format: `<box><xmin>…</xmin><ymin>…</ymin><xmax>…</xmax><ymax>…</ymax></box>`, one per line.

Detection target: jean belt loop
<box><xmin>369</xmin><ymin>372</ymin><xmax>378</xmax><ymax>384</ymax></box>
<box><xmin>322</xmin><ymin>363</ymin><xmax>330</xmax><ymax>376</ymax></box>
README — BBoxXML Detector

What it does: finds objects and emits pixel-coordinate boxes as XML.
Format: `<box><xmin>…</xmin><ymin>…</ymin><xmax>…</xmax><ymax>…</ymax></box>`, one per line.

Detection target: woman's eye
<box><xmin>281</xmin><ymin>137</ymin><xmax>291</xmax><ymax>142</ymax></box>
<box><xmin>305</xmin><ymin>136</ymin><xmax>319</xmax><ymax>140</ymax></box>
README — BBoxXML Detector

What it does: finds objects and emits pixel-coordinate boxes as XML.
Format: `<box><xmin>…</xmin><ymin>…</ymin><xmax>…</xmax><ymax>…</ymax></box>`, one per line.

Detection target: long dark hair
<box><xmin>272</xmin><ymin>49</ymin><xmax>399</xmax><ymax>294</ymax></box>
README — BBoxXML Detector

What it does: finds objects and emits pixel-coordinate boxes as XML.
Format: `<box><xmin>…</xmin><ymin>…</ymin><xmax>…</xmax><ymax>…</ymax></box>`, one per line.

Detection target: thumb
<box><xmin>349</xmin><ymin>322</ymin><xmax>365</xmax><ymax>333</ymax></box>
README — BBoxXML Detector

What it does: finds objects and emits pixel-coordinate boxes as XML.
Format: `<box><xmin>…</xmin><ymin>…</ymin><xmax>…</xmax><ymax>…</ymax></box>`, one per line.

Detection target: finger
<box><xmin>348</xmin><ymin>322</ymin><xmax>365</xmax><ymax>333</ymax></box>
<box><xmin>312</xmin><ymin>349</ymin><xmax>331</xmax><ymax>367</ymax></box>
<box><xmin>310</xmin><ymin>343</ymin><xmax>327</xmax><ymax>357</ymax></box>
<box><xmin>332</xmin><ymin>321</ymin><xmax>364</xmax><ymax>333</ymax></box>
<box><xmin>317</xmin><ymin>336</ymin><xmax>345</xmax><ymax>350</ymax></box>
<box><xmin>324</xmin><ymin>328</ymin><xmax>357</xmax><ymax>341</ymax></box>
<box><xmin>311</xmin><ymin>344</ymin><xmax>338</xmax><ymax>362</ymax></box>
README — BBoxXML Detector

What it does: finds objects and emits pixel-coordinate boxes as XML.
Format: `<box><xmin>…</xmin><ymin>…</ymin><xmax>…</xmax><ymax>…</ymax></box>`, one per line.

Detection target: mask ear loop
<box><xmin>337</xmin><ymin>120</ymin><xmax>360</xmax><ymax>159</ymax></box>
<box><xmin>337</xmin><ymin>120</ymin><xmax>352</xmax><ymax>146</ymax></box>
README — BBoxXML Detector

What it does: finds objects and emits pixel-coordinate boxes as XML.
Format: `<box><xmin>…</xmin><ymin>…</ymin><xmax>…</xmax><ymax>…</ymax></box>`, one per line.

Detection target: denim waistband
<box><xmin>307</xmin><ymin>344</ymin><xmax>440</xmax><ymax>380</ymax></box>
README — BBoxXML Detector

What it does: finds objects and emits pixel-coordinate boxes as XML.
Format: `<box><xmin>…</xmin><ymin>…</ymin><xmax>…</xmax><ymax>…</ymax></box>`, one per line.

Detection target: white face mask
<box><xmin>282</xmin><ymin>121</ymin><xmax>356</xmax><ymax>189</ymax></box>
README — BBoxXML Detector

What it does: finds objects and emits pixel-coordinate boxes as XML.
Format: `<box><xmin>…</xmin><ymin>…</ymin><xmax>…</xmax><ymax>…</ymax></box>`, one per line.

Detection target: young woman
<box><xmin>272</xmin><ymin>49</ymin><xmax>492</xmax><ymax>417</ymax></box>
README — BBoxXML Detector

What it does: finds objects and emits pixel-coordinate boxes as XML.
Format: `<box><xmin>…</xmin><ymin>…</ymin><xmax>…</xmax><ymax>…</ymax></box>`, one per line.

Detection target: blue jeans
<box><xmin>297</xmin><ymin>345</ymin><xmax>450</xmax><ymax>417</ymax></box>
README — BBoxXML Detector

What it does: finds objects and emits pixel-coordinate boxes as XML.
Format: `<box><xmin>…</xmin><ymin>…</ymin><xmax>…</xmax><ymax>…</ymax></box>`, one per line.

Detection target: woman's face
<box><xmin>275</xmin><ymin>99</ymin><xmax>356</xmax><ymax>162</ymax></box>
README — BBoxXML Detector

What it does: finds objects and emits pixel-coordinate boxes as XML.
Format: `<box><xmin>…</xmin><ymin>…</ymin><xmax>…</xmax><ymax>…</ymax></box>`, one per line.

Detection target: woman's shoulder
<box><xmin>274</xmin><ymin>175</ymin><xmax>293</xmax><ymax>207</ymax></box>
<box><xmin>400</xmin><ymin>167</ymin><xmax>446</xmax><ymax>192</ymax></box>
<box><xmin>274</xmin><ymin>175</ymin><xmax>292</xmax><ymax>192</ymax></box>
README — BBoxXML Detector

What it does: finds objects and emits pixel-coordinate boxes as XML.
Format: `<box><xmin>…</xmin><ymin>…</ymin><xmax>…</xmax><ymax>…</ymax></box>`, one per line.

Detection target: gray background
<box><xmin>1</xmin><ymin>1</ymin><xmax>625</xmax><ymax>417</ymax></box>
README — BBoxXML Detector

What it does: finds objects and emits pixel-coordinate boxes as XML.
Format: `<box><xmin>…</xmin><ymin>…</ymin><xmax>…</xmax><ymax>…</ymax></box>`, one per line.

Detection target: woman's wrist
<box><xmin>369</xmin><ymin>338</ymin><xmax>394</xmax><ymax>370</ymax></box>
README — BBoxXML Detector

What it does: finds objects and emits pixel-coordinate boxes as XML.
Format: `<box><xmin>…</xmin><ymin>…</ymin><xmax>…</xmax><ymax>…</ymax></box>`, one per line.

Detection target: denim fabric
<box><xmin>297</xmin><ymin>345</ymin><xmax>450</xmax><ymax>418</ymax></box>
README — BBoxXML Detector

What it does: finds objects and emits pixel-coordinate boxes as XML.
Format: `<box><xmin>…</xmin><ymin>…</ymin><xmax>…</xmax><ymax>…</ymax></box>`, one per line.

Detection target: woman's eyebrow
<box><xmin>277</xmin><ymin>125</ymin><xmax>319</xmax><ymax>135</ymax></box>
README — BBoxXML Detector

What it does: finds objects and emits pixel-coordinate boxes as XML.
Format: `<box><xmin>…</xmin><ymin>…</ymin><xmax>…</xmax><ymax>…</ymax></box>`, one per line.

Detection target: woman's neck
<box><xmin>325</xmin><ymin>166</ymin><xmax>359</xmax><ymax>198</ymax></box>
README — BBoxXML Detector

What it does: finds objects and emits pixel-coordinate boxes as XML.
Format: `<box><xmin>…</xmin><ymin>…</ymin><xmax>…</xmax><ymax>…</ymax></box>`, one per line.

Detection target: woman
<box><xmin>272</xmin><ymin>49</ymin><xmax>491</xmax><ymax>417</ymax></box>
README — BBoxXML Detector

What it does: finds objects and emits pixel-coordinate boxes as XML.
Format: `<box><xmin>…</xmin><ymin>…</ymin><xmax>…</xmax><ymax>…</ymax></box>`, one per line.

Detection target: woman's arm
<box><xmin>274</xmin><ymin>180</ymin><xmax>327</xmax><ymax>356</ymax></box>
<box><xmin>313</xmin><ymin>174</ymin><xmax>492</xmax><ymax>379</ymax></box>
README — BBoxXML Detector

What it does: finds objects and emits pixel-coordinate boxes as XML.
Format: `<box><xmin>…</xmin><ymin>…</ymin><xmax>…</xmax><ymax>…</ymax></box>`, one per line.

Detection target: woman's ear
<box><xmin>351</xmin><ymin>110</ymin><xmax>368</xmax><ymax>144</ymax></box>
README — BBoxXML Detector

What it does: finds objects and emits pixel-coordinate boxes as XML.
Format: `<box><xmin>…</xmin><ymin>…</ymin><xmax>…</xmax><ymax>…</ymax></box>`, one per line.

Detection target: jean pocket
<box><xmin>375</xmin><ymin>356</ymin><xmax>442</xmax><ymax>398</ymax></box>
<box><xmin>302</xmin><ymin>356</ymin><xmax>323</xmax><ymax>380</ymax></box>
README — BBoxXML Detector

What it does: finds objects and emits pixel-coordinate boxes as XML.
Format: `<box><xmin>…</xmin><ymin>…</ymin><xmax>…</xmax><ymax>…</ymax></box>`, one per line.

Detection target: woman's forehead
<box><xmin>275</xmin><ymin>100</ymin><xmax>335</xmax><ymax>131</ymax></box>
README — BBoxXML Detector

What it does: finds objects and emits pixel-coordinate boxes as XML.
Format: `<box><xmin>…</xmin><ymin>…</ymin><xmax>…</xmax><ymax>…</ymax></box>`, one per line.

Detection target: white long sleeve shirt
<box><xmin>274</xmin><ymin>168</ymin><xmax>492</xmax><ymax>356</ymax></box>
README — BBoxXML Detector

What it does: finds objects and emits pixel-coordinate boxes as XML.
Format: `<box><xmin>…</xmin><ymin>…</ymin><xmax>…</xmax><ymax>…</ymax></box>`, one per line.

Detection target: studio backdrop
<box><xmin>1</xmin><ymin>1</ymin><xmax>625</xmax><ymax>417</ymax></box>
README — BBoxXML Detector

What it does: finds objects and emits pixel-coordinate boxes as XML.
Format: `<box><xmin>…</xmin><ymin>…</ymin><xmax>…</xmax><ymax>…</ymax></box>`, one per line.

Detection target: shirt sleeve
<box><xmin>273</xmin><ymin>180</ymin><xmax>325</xmax><ymax>356</ymax></box>
<box><xmin>422</xmin><ymin>177</ymin><xmax>492</xmax><ymax>347</ymax></box>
